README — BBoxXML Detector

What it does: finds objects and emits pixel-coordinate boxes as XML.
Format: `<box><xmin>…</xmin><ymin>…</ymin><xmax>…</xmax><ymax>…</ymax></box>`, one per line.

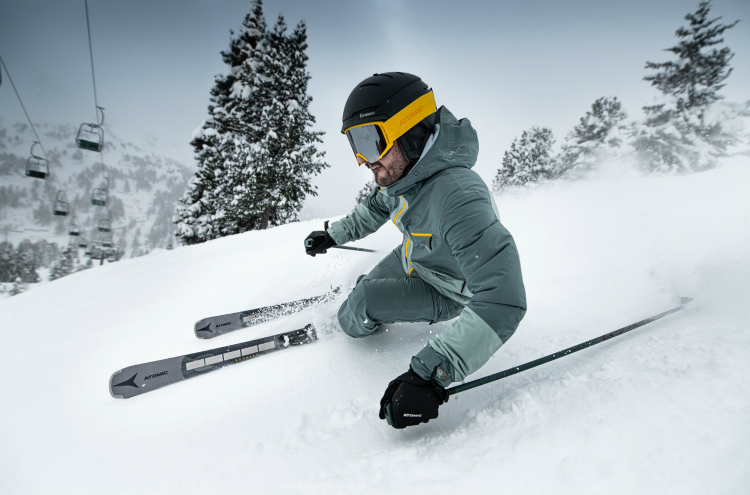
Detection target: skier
<box><xmin>304</xmin><ymin>72</ymin><xmax>527</xmax><ymax>429</ymax></box>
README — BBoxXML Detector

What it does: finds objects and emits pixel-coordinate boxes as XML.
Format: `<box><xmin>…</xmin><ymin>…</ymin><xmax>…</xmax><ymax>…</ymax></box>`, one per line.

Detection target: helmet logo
<box><xmin>400</xmin><ymin>105</ymin><xmax>424</xmax><ymax>128</ymax></box>
<box><xmin>359</xmin><ymin>111</ymin><xmax>376</xmax><ymax>119</ymax></box>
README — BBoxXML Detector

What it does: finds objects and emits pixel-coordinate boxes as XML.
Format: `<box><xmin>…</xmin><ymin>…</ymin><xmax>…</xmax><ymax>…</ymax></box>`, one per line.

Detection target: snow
<box><xmin>1</xmin><ymin>159</ymin><xmax>749</xmax><ymax>494</ymax></box>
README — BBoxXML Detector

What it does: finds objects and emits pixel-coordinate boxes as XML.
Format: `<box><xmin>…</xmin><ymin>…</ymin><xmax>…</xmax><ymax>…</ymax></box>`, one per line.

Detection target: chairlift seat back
<box><xmin>76</xmin><ymin>123</ymin><xmax>103</xmax><ymax>152</ymax></box>
<box><xmin>25</xmin><ymin>157</ymin><xmax>49</xmax><ymax>179</ymax></box>
<box><xmin>53</xmin><ymin>201</ymin><xmax>69</xmax><ymax>216</ymax></box>
<box><xmin>91</xmin><ymin>188</ymin><xmax>108</xmax><ymax>206</ymax></box>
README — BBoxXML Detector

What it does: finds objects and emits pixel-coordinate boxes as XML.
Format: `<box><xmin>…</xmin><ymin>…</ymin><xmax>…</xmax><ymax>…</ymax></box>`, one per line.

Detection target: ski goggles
<box><xmin>344</xmin><ymin>91</ymin><xmax>436</xmax><ymax>165</ymax></box>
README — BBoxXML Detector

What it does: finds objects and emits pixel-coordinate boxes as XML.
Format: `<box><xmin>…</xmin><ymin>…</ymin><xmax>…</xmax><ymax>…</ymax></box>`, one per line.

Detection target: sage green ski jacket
<box><xmin>328</xmin><ymin>107</ymin><xmax>527</xmax><ymax>386</ymax></box>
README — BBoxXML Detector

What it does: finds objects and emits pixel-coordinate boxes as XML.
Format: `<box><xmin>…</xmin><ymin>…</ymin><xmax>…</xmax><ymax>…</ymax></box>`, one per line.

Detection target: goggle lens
<box><xmin>346</xmin><ymin>124</ymin><xmax>388</xmax><ymax>164</ymax></box>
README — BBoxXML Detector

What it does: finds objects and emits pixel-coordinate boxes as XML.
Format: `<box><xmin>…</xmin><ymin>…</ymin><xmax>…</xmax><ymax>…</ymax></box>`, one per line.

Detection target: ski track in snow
<box><xmin>1</xmin><ymin>159</ymin><xmax>749</xmax><ymax>494</ymax></box>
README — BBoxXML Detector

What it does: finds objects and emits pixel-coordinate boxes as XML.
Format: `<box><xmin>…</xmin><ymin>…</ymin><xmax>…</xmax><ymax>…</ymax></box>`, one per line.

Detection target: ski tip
<box><xmin>109</xmin><ymin>369</ymin><xmax>124</xmax><ymax>399</ymax></box>
<box><xmin>679</xmin><ymin>296</ymin><xmax>694</xmax><ymax>306</ymax></box>
<box><xmin>194</xmin><ymin>320</ymin><xmax>212</xmax><ymax>339</ymax></box>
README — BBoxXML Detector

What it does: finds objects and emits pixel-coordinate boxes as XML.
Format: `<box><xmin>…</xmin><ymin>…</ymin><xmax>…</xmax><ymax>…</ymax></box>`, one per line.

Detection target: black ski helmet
<box><xmin>342</xmin><ymin>72</ymin><xmax>437</xmax><ymax>165</ymax></box>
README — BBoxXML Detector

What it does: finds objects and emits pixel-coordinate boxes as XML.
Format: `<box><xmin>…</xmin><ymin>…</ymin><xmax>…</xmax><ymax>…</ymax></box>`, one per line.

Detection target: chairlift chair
<box><xmin>97</xmin><ymin>210</ymin><xmax>111</xmax><ymax>233</ymax></box>
<box><xmin>53</xmin><ymin>191</ymin><xmax>69</xmax><ymax>216</ymax></box>
<box><xmin>89</xmin><ymin>241</ymin><xmax>104</xmax><ymax>260</ymax></box>
<box><xmin>78</xmin><ymin>236</ymin><xmax>88</xmax><ymax>249</ymax></box>
<box><xmin>101</xmin><ymin>232</ymin><xmax>113</xmax><ymax>248</ymax></box>
<box><xmin>68</xmin><ymin>223</ymin><xmax>81</xmax><ymax>236</ymax></box>
<box><xmin>90</xmin><ymin>177</ymin><xmax>109</xmax><ymax>206</ymax></box>
<box><xmin>76</xmin><ymin>107</ymin><xmax>105</xmax><ymax>152</ymax></box>
<box><xmin>107</xmin><ymin>247</ymin><xmax>120</xmax><ymax>262</ymax></box>
<box><xmin>25</xmin><ymin>141</ymin><xmax>49</xmax><ymax>179</ymax></box>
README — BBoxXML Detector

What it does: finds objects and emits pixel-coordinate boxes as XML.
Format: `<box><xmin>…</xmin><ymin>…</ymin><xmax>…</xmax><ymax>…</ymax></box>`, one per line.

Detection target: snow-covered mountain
<box><xmin>0</xmin><ymin>158</ymin><xmax>748</xmax><ymax>494</ymax></box>
<box><xmin>0</xmin><ymin>119</ymin><xmax>193</xmax><ymax>256</ymax></box>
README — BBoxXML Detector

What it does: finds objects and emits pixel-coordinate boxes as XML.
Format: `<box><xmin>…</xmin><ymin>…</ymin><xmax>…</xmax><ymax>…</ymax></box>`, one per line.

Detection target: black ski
<box><xmin>194</xmin><ymin>288</ymin><xmax>339</xmax><ymax>339</ymax></box>
<box><xmin>110</xmin><ymin>324</ymin><xmax>316</xmax><ymax>399</ymax></box>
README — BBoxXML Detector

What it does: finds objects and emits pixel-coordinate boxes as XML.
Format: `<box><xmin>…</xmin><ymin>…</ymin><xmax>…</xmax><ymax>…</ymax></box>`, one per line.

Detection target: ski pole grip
<box><xmin>322</xmin><ymin>220</ymin><xmax>330</xmax><ymax>254</ymax></box>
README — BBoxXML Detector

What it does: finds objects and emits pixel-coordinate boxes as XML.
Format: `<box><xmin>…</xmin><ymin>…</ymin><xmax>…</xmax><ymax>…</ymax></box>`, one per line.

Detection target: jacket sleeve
<box><xmin>411</xmin><ymin>184</ymin><xmax>527</xmax><ymax>386</ymax></box>
<box><xmin>327</xmin><ymin>187</ymin><xmax>390</xmax><ymax>245</ymax></box>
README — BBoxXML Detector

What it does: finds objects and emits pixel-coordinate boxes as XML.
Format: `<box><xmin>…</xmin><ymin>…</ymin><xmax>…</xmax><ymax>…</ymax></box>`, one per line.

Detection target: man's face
<box><xmin>367</xmin><ymin>140</ymin><xmax>409</xmax><ymax>187</ymax></box>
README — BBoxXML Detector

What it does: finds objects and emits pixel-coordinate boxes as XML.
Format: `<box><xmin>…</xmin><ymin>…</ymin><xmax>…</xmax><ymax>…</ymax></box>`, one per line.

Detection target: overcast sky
<box><xmin>1</xmin><ymin>0</ymin><xmax>748</xmax><ymax>218</ymax></box>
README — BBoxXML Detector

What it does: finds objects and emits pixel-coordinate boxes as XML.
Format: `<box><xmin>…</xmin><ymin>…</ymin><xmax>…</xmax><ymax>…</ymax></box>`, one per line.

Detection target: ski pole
<box><xmin>331</xmin><ymin>245</ymin><xmax>377</xmax><ymax>253</ymax></box>
<box><xmin>446</xmin><ymin>297</ymin><xmax>693</xmax><ymax>396</ymax></box>
<box><xmin>305</xmin><ymin>220</ymin><xmax>377</xmax><ymax>254</ymax></box>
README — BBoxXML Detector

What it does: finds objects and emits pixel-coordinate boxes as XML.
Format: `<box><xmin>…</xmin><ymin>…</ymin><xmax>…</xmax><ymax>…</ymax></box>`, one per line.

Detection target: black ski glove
<box><xmin>379</xmin><ymin>368</ymin><xmax>449</xmax><ymax>429</ymax></box>
<box><xmin>304</xmin><ymin>225</ymin><xmax>336</xmax><ymax>257</ymax></box>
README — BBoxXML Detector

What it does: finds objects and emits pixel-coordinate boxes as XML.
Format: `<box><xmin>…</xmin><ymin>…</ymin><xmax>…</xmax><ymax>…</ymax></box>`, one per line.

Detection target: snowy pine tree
<box><xmin>0</xmin><ymin>241</ymin><xmax>16</xmax><ymax>282</ymax></box>
<box><xmin>49</xmin><ymin>245</ymin><xmax>77</xmax><ymax>281</ymax></box>
<box><xmin>355</xmin><ymin>180</ymin><xmax>377</xmax><ymax>205</ymax></box>
<box><xmin>633</xmin><ymin>1</ymin><xmax>739</xmax><ymax>173</ymax></box>
<box><xmin>174</xmin><ymin>0</ymin><xmax>266</xmax><ymax>244</ymax></box>
<box><xmin>9</xmin><ymin>277</ymin><xmax>27</xmax><ymax>296</ymax></box>
<box><xmin>227</xmin><ymin>17</ymin><xmax>329</xmax><ymax>230</ymax></box>
<box><xmin>15</xmin><ymin>241</ymin><xmax>39</xmax><ymax>283</ymax></box>
<box><xmin>493</xmin><ymin>127</ymin><xmax>558</xmax><ymax>190</ymax></box>
<box><xmin>559</xmin><ymin>97</ymin><xmax>629</xmax><ymax>178</ymax></box>
<box><xmin>176</xmin><ymin>4</ymin><xmax>327</xmax><ymax>241</ymax></box>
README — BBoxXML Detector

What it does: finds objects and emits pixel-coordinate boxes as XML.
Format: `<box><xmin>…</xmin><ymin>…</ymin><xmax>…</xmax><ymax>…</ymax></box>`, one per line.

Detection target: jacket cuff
<box><xmin>326</xmin><ymin>221</ymin><xmax>350</xmax><ymax>246</ymax></box>
<box><xmin>411</xmin><ymin>345</ymin><xmax>455</xmax><ymax>388</ymax></box>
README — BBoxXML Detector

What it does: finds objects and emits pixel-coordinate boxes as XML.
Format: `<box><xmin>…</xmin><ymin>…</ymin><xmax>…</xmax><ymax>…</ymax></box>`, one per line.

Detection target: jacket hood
<box><xmin>380</xmin><ymin>106</ymin><xmax>478</xmax><ymax>197</ymax></box>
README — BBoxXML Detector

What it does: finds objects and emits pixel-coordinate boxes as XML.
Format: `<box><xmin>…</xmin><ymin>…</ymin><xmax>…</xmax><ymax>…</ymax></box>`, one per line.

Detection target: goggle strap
<box><xmin>381</xmin><ymin>91</ymin><xmax>437</xmax><ymax>143</ymax></box>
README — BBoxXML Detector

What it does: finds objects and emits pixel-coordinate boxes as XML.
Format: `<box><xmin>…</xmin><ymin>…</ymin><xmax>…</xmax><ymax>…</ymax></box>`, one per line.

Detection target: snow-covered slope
<box><xmin>1</xmin><ymin>160</ymin><xmax>748</xmax><ymax>494</ymax></box>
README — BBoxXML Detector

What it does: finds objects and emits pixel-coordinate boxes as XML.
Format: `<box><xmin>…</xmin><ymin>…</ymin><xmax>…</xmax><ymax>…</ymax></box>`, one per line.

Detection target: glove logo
<box><xmin>403</xmin><ymin>413</ymin><xmax>422</xmax><ymax>417</ymax></box>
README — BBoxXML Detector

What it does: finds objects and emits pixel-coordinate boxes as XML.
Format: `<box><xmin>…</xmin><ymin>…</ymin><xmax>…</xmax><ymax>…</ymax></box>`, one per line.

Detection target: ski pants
<box><xmin>337</xmin><ymin>247</ymin><xmax>464</xmax><ymax>337</ymax></box>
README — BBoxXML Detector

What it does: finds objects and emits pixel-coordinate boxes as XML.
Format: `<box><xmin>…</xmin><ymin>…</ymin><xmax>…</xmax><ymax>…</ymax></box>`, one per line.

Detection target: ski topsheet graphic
<box><xmin>194</xmin><ymin>288</ymin><xmax>339</xmax><ymax>339</ymax></box>
<box><xmin>110</xmin><ymin>325</ymin><xmax>316</xmax><ymax>399</ymax></box>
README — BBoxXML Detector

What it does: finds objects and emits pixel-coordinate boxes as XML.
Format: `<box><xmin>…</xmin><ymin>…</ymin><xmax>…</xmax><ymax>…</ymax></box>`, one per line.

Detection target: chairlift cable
<box><xmin>84</xmin><ymin>0</ymin><xmax>100</xmax><ymax>114</ymax></box>
<box><xmin>83</xmin><ymin>0</ymin><xmax>107</xmax><ymax>181</ymax></box>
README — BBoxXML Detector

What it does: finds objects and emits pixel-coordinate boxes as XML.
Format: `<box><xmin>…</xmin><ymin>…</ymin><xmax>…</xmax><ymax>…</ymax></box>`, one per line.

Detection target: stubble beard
<box><xmin>370</xmin><ymin>143</ymin><xmax>409</xmax><ymax>187</ymax></box>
